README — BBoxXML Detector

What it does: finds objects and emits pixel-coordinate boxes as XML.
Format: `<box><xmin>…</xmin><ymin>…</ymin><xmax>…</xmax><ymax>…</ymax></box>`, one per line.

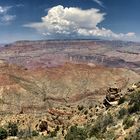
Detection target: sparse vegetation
<box><xmin>123</xmin><ymin>116</ymin><xmax>134</xmax><ymax>129</ymax></box>
<box><xmin>48</xmin><ymin>130</ymin><xmax>57</xmax><ymax>138</ymax></box>
<box><xmin>118</xmin><ymin>108</ymin><xmax>127</xmax><ymax>119</ymax></box>
<box><xmin>0</xmin><ymin>127</ymin><xmax>7</xmax><ymax>140</ymax></box>
<box><xmin>0</xmin><ymin>73</ymin><xmax>139</xmax><ymax>140</ymax></box>
<box><xmin>103</xmin><ymin>129</ymin><xmax>116</xmax><ymax>140</ymax></box>
<box><xmin>77</xmin><ymin>105</ymin><xmax>84</xmax><ymax>111</ymax></box>
<box><xmin>84</xmin><ymin>110</ymin><xmax>88</xmax><ymax>115</ymax></box>
<box><xmin>32</xmin><ymin>130</ymin><xmax>39</xmax><ymax>136</ymax></box>
<box><xmin>17</xmin><ymin>128</ymin><xmax>32</xmax><ymax>139</ymax></box>
<box><xmin>7</xmin><ymin>122</ymin><xmax>18</xmax><ymax>136</ymax></box>
<box><xmin>48</xmin><ymin>126</ymin><xmax>60</xmax><ymax>138</ymax></box>
<box><xmin>128</xmin><ymin>90</ymin><xmax>140</xmax><ymax>114</ymax></box>
<box><xmin>118</xmin><ymin>96</ymin><xmax>126</xmax><ymax>105</ymax></box>
<box><xmin>89</xmin><ymin>113</ymin><xmax>113</xmax><ymax>138</ymax></box>
<box><xmin>65</xmin><ymin>125</ymin><xmax>87</xmax><ymax>140</ymax></box>
<box><xmin>125</xmin><ymin>127</ymin><xmax>140</xmax><ymax>140</ymax></box>
<box><xmin>17</xmin><ymin>128</ymin><xmax>39</xmax><ymax>139</ymax></box>
<box><xmin>89</xmin><ymin>105</ymin><xmax>93</xmax><ymax>110</ymax></box>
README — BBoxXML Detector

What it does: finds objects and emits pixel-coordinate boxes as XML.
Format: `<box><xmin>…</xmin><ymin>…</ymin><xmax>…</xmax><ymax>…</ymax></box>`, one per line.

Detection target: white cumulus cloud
<box><xmin>24</xmin><ymin>5</ymin><xmax>136</xmax><ymax>40</ymax></box>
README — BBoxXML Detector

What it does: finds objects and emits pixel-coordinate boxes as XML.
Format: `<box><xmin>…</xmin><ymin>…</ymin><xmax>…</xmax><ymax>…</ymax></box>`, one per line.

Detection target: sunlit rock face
<box><xmin>0</xmin><ymin>61</ymin><xmax>139</xmax><ymax>114</ymax></box>
<box><xmin>0</xmin><ymin>40</ymin><xmax>139</xmax><ymax>114</ymax></box>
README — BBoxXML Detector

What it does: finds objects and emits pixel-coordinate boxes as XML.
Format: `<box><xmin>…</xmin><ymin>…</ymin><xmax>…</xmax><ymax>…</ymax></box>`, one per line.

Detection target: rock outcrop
<box><xmin>103</xmin><ymin>87</ymin><xmax>122</xmax><ymax>107</ymax></box>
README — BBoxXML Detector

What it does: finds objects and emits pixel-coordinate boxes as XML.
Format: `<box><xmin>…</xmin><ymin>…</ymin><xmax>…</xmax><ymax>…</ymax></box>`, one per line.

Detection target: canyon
<box><xmin>0</xmin><ymin>40</ymin><xmax>139</xmax><ymax>73</ymax></box>
<box><xmin>0</xmin><ymin>40</ymin><xmax>139</xmax><ymax>114</ymax></box>
<box><xmin>0</xmin><ymin>40</ymin><xmax>139</xmax><ymax>139</ymax></box>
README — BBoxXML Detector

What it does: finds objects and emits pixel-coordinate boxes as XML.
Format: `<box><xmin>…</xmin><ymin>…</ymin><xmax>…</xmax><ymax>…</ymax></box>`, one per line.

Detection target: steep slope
<box><xmin>0</xmin><ymin>62</ymin><xmax>139</xmax><ymax>140</ymax></box>
<box><xmin>65</xmin><ymin>82</ymin><xmax>140</xmax><ymax>140</ymax></box>
<box><xmin>0</xmin><ymin>61</ymin><xmax>139</xmax><ymax>115</ymax></box>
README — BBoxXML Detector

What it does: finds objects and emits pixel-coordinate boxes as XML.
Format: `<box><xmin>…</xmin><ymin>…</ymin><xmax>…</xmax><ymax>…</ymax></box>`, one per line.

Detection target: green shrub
<box><xmin>118</xmin><ymin>97</ymin><xmax>126</xmax><ymax>105</ymax></box>
<box><xmin>49</xmin><ymin>130</ymin><xmax>57</xmax><ymax>138</ymax></box>
<box><xmin>89</xmin><ymin>113</ymin><xmax>113</xmax><ymax>138</ymax></box>
<box><xmin>89</xmin><ymin>105</ymin><xmax>93</xmax><ymax>110</ymax></box>
<box><xmin>84</xmin><ymin>110</ymin><xmax>88</xmax><ymax>115</ymax></box>
<box><xmin>0</xmin><ymin>127</ymin><xmax>8</xmax><ymax>140</ymax></box>
<box><xmin>32</xmin><ymin>130</ymin><xmax>39</xmax><ymax>136</ymax></box>
<box><xmin>129</xmin><ymin>90</ymin><xmax>140</xmax><ymax>105</ymax></box>
<box><xmin>17</xmin><ymin>130</ymin><xmax>25</xmax><ymax>138</ymax></box>
<box><xmin>77</xmin><ymin>105</ymin><xmax>84</xmax><ymax>111</ymax></box>
<box><xmin>128</xmin><ymin>103</ymin><xmax>140</xmax><ymax>114</ymax></box>
<box><xmin>103</xmin><ymin>130</ymin><xmax>116</xmax><ymax>140</ymax></box>
<box><xmin>17</xmin><ymin>129</ymin><xmax>31</xmax><ymax>138</ymax></box>
<box><xmin>128</xmin><ymin>90</ymin><xmax>140</xmax><ymax>114</ymax></box>
<box><xmin>47</xmin><ymin>126</ymin><xmax>60</xmax><ymax>138</ymax></box>
<box><xmin>118</xmin><ymin>108</ymin><xmax>127</xmax><ymax>119</ymax></box>
<box><xmin>65</xmin><ymin>125</ymin><xmax>87</xmax><ymax>140</ymax></box>
<box><xmin>123</xmin><ymin>116</ymin><xmax>134</xmax><ymax>129</ymax></box>
<box><xmin>89</xmin><ymin>122</ymin><xmax>101</xmax><ymax>138</ymax></box>
<box><xmin>7</xmin><ymin>122</ymin><xmax>18</xmax><ymax>136</ymax></box>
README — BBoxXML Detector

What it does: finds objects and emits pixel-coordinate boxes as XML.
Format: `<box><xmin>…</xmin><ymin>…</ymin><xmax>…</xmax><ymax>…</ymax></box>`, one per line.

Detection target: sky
<box><xmin>0</xmin><ymin>0</ymin><xmax>140</xmax><ymax>43</ymax></box>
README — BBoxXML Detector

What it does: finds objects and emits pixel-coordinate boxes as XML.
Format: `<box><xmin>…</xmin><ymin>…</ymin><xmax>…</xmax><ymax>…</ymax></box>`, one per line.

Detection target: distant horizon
<box><xmin>1</xmin><ymin>38</ymin><xmax>140</xmax><ymax>45</ymax></box>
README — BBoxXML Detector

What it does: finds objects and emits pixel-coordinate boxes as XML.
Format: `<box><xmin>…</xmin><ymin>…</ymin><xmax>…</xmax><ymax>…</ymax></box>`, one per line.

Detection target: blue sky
<box><xmin>0</xmin><ymin>0</ymin><xmax>139</xmax><ymax>43</ymax></box>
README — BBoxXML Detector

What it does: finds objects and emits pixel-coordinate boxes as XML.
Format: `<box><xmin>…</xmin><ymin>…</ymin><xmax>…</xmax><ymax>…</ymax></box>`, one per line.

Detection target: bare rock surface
<box><xmin>0</xmin><ymin>62</ymin><xmax>139</xmax><ymax>114</ymax></box>
<box><xmin>0</xmin><ymin>40</ymin><xmax>140</xmax><ymax>72</ymax></box>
